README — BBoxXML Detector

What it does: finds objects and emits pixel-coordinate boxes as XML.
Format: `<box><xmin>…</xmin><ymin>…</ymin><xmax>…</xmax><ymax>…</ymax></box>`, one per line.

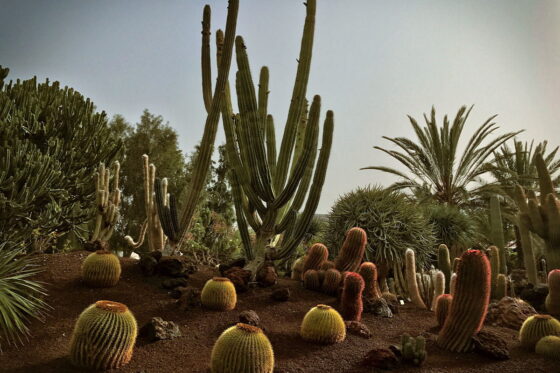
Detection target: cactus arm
<box><xmin>519</xmin><ymin>215</ymin><xmax>538</xmax><ymax>284</ymax></box>
<box><xmin>265</xmin><ymin>115</ymin><xmax>277</xmax><ymax>184</ymax></box>
<box><xmin>289</xmin><ymin>114</ymin><xmax>318</xmax><ymax>212</ymax></box>
<box><xmin>124</xmin><ymin>219</ymin><xmax>148</xmax><ymax>249</ymax></box>
<box><xmin>258</xmin><ymin>67</ymin><xmax>269</xmax><ymax>139</ymax></box>
<box><xmin>489</xmin><ymin>195</ymin><xmax>507</xmax><ymax>273</ymax></box>
<box><xmin>201</xmin><ymin>4</ymin><xmax>212</xmax><ymax>113</ymax></box>
<box><xmin>536</xmin><ymin>152</ymin><xmax>555</xmax><ymax>205</ymax></box>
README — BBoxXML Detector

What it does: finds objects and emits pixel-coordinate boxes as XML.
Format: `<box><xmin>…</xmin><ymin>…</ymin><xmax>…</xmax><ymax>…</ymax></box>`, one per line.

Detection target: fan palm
<box><xmin>362</xmin><ymin>106</ymin><xmax>522</xmax><ymax>207</ymax></box>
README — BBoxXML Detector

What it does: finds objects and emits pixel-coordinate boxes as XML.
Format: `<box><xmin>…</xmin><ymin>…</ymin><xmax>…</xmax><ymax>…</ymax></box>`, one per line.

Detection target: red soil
<box><xmin>1</xmin><ymin>251</ymin><xmax>557</xmax><ymax>373</ymax></box>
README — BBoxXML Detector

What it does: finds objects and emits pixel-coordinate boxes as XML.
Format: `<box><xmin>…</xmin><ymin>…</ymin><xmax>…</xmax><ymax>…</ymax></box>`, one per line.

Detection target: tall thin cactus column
<box><xmin>89</xmin><ymin>162</ymin><xmax>121</xmax><ymax>247</ymax></box>
<box><xmin>489</xmin><ymin>195</ymin><xmax>507</xmax><ymax>274</ymax></box>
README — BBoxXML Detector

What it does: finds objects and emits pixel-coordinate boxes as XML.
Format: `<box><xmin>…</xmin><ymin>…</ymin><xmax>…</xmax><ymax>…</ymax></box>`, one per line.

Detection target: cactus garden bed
<box><xmin>1</xmin><ymin>251</ymin><xmax>555</xmax><ymax>373</ymax></box>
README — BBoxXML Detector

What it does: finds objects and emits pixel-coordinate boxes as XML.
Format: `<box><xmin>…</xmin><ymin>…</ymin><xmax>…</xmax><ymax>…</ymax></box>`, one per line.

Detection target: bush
<box><xmin>424</xmin><ymin>204</ymin><xmax>478</xmax><ymax>250</ymax></box>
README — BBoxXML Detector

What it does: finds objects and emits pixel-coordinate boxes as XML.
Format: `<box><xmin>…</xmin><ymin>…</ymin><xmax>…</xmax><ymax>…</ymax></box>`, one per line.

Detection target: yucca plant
<box><xmin>0</xmin><ymin>245</ymin><xmax>49</xmax><ymax>352</ymax></box>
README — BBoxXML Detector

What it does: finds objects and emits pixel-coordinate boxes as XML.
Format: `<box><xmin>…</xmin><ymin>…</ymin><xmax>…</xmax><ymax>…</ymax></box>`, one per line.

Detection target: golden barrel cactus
<box><xmin>300</xmin><ymin>304</ymin><xmax>346</xmax><ymax>344</ymax></box>
<box><xmin>82</xmin><ymin>249</ymin><xmax>121</xmax><ymax>287</ymax></box>
<box><xmin>519</xmin><ymin>314</ymin><xmax>560</xmax><ymax>350</ymax></box>
<box><xmin>201</xmin><ymin>277</ymin><xmax>237</xmax><ymax>311</ymax></box>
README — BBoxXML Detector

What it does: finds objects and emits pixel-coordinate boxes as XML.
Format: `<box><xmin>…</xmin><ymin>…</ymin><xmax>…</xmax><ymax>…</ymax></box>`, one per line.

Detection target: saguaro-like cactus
<box><xmin>300</xmin><ymin>304</ymin><xmax>346</xmax><ymax>344</ymax></box>
<box><xmin>303</xmin><ymin>243</ymin><xmax>329</xmax><ymax>273</ymax></box>
<box><xmin>334</xmin><ymin>227</ymin><xmax>367</xmax><ymax>272</ymax></box>
<box><xmin>321</xmin><ymin>268</ymin><xmax>342</xmax><ymax>295</ymax></box>
<box><xmin>435</xmin><ymin>294</ymin><xmax>452</xmax><ymax>328</ymax></box>
<box><xmin>405</xmin><ymin>249</ymin><xmax>427</xmax><ymax>309</ymax></box>
<box><xmin>216</xmin><ymin>0</ymin><xmax>334</xmax><ymax>274</ymax></box>
<box><xmin>438</xmin><ymin>244</ymin><xmax>451</xmax><ymax>293</ymax></box>
<box><xmin>519</xmin><ymin>314</ymin><xmax>560</xmax><ymax>349</ymax></box>
<box><xmin>437</xmin><ymin>250</ymin><xmax>491</xmax><ymax>352</ymax></box>
<box><xmin>546</xmin><ymin>269</ymin><xmax>560</xmax><ymax>316</ymax></box>
<box><xmin>359</xmin><ymin>262</ymin><xmax>381</xmax><ymax>299</ymax></box>
<box><xmin>489</xmin><ymin>245</ymin><xmax>501</xmax><ymax>298</ymax></box>
<box><xmin>124</xmin><ymin>154</ymin><xmax>165</xmax><ymax>252</ymax></box>
<box><xmin>489</xmin><ymin>195</ymin><xmax>507</xmax><ymax>274</ymax></box>
<box><xmin>201</xmin><ymin>277</ymin><xmax>237</xmax><ymax>311</ymax></box>
<box><xmin>341</xmin><ymin>272</ymin><xmax>364</xmax><ymax>321</ymax></box>
<box><xmin>88</xmin><ymin>162</ymin><xmax>121</xmax><ymax>247</ymax></box>
<box><xmin>81</xmin><ymin>250</ymin><xmax>121</xmax><ymax>288</ymax></box>
<box><xmin>210</xmin><ymin>323</ymin><xmax>274</xmax><ymax>373</ymax></box>
<box><xmin>69</xmin><ymin>301</ymin><xmax>137</xmax><ymax>370</ymax></box>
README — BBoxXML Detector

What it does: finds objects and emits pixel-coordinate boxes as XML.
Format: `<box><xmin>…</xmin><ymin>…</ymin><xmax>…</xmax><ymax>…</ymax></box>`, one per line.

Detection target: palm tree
<box><xmin>362</xmin><ymin>106</ymin><xmax>522</xmax><ymax>207</ymax></box>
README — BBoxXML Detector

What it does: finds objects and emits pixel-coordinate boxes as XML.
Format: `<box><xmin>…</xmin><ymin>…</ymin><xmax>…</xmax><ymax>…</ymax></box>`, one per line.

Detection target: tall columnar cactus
<box><xmin>489</xmin><ymin>245</ymin><xmax>500</xmax><ymax>298</ymax></box>
<box><xmin>291</xmin><ymin>256</ymin><xmax>306</xmax><ymax>281</ymax></box>
<box><xmin>518</xmin><ymin>215</ymin><xmax>538</xmax><ymax>285</ymax></box>
<box><xmin>210</xmin><ymin>323</ymin><xmax>274</xmax><ymax>373</ymax></box>
<box><xmin>405</xmin><ymin>249</ymin><xmax>427</xmax><ymax>309</ymax></box>
<box><xmin>519</xmin><ymin>314</ymin><xmax>560</xmax><ymax>350</ymax></box>
<box><xmin>201</xmin><ymin>277</ymin><xmax>237</xmax><ymax>311</ymax></box>
<box><xmin>546</xmin><ymin>269</ymin><xmax>560</xmax><ymax>316</ymax></box>
<box><xmin>81</xmin><ymin>250</ymin><xmax>122</xmax><ymax>287</ymax></box>
<box><xmin>400</xmin><ymin>334</ymin><xmax>427</xmax><ymax>366</ymax></box>
<box><xmin>124</xmin><ymin>154</ymin><xmax>165</xmax><ymax>252</ymax></box>
<box><xmin>359</xmin><ymin>262</ymin><xmax>381</xmax><ymax>299</ymax></box>
<box><xmin>514</xmin><ymin>153</ymin><xmax>560</xmax><ymax>272</ymax></box>
<box><xmin>536</xmin><ymin>335</ymin><xmax>560</xmax><ymax>360</ymax></box>
<box><xmin>217</xmin><ymin>0</ymin><xmax>334</xmax><ymax>274</ymax></box>
<box><xmin>435</xmin><ymin>294</ymin><xmax>452</xmax><ymax>328</ymax></box>
<box><xmin>438</xmin><ymin>244</ymin><xmax>451</xmax><ymax>293</ymax></box>
<box><xmin>334</xmin><ymin>227</ymin><xmax>367</xmax><ymax>272</ymax></box>
<box><xmin>300</xmin><ymin>304</ymin><xmax>346</xmax><ymax>344</ymax></box>
<box><xmin>303</xmin><ymin>243</ymin><xmax>329</xmax><ymax>273</ymax></box>
<box><xmin>303</xmin><ymin>269</ymin><xmax>321</xmax><ymax>291</ymax></box>
<box><xmin>69</xmin><ymin>301</ymin><xmax>137</xmax><ymax>370</ymax></box>
<box><xmin>489</xmin><ymin>195</ymin><xmax>507</xmax><ymax>274</ymax></box>
<box><xmin>450</xmin><ymin>273</ymin><xmax>457</xmax><ymax>296</ymax></box>
<box><xmin>341</xmin><ymin>272</ymin><xmax>364</xmax><ymax>321</ymax></box>
<box><xmin>321</xmin><ymin>268</ymin><xmax>342</xmax><ymax>295</ymax></box>
<box><xmin>154</xmin><ymin>177</ymin><xmax>181</xmax><ymax>253</ymax></box>
<box><xmin>88</xmin><ymin>162</ymin><xmax>121</xmax><ymax>247</ymax></box>
<box><xmin>430</xmin><ymin>271</ymin><xmax>445</xmax><ymax>311</ymax></box>
<box><xmin>496</xmin><ymin>274</ymin><xmax>508</xmax><ymax>300</ymax></box>
<box><xmin>437</xmin><ymin>250</ymin><xmax>491</xmax><ymax>352</ymax></box>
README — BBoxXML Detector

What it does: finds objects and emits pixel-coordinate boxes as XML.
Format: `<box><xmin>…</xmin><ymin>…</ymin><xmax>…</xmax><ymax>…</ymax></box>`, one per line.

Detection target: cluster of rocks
<box><xmin>139</xmin><ymin>251</ymin><xmax>198</xmax><ymax>278</ymax></box>
<box><xmin>485</xmin><ymin>296</ymin><xmax>537</xmax><ymax>329</ymax></box>
<box><xmin>218</xmin><ymin>258</ymin><xmax>279</xmax><ymax>291</ymax></box>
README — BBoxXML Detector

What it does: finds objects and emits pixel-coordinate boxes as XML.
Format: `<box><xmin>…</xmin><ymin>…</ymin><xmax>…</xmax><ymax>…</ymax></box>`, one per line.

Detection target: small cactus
<box><xmin>434</xmin><ymin>294</ymin><xmax>452</xmax><ymax>328</ymax></box>
<box><xmin>341</xmin><ymin>272</ymin><xmax>364</xmax><ymax>321</ymax></box>
<box><xmin>81</xmin><ymin>250</ymin><xmax>121</xmax><ymax>287</ymax></box>
<box><xmin>359</xmin><ymin>262</ymin><xmax>381</xmax><ymax>299</ymax></box>
<box><xmin>495</xmin><ymin>274</ymin><xmax>508</xmax><ymax>300</ymax></box>
<box><xmin>300</xmin><ymin>304</ymin><xmax>346</xmax><ymax>344</ymax></box>
<box><xmin>320</xmin><ymin>260</ymin><xmax>335</xmax><ymax>271</ymax></box>
<box><xmin>450</xmin><ymin>272</ymin><xmax>457</xmax><ymax>296</ymax></box>
<box><xmin>536</xmin><ymin>335</ymin><xmax>560</xmax><ymax>360</ymax></box>
<box><xmin>303</xmin><ymin>269</ymin><xmax>321</xmax><ymax>291</ymax></box>
<box><xmin>438</xmin><ymin>244</ymin><xmax>452</xmax><ymax>293</ymax></box>
<box><xmin>321</xmin><ymin>268</ymin><xmax>342</xmax><ymax>295</ymax></box>
<box><xmin>69</xmin><ymin>300</ymin><xmax>137</xmax><ymax>370</ymax></box>
<box><xmin>211</xmin><ymin>323</ymin><xmax>274</xmax><ymax>373</ymax></box>
<box><xmin>334</xmin><ymin>227</ymin><xmax>367</xmax><ymax>272</ymax></box>
<box><xmin>519</xmin><ymin>314</ymin><xmax>560</xmax><ymax>349</ymax></box>
<box><xmin>405</xmin><ymin>249</ymin><xmax>427</xmax><ymax>309</ymax></box>
<box><xmin>546</xmin><ymin>269</ymin><xmax>560</xmax><ymax>316</ymax></box>
<box><xmin>291</xmin><ymin>256</ymin><xmax>306</xmax><ymax>281</ymax></box>
<box><xmin>201</xmin><ymin>277</ymin><xmax>237</xmax><ymax>311</ymax></box>
<box><xmin>303</xmin><ymin>243</ymin><xmax>329</xmax><ymax>273</ymax></box>
<box><xmin>430</xmin><ymin>271</ymin><xmax>445</xmax><ymax>311</ymax></box>
<box><xmin>400</xmin><ymin>333</ymin><xmax>427</xmax><ymax>366</ymax></box>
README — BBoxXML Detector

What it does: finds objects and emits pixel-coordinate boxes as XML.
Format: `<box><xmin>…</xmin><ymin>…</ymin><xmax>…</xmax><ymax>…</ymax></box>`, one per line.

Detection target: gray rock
<box><xmin>363</xmin><ymin>297</ymin><xmax>393</xmax><ymax>318</ymax></box>
<box><xmin>140</xmin><ymin>317</ymin><xmax>181</xmax><ymax>342</ymax></box>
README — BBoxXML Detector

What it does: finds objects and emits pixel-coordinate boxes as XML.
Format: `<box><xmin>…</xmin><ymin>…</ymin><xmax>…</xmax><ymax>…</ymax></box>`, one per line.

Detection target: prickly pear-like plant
<box><xmin>359</xmin><ymin>262</ymin><xmax>381</xmax><ymax>299</ymax></box>
<box><xmin>546</xmin><ymin>269</ymin><xmax>560</xmax><ymax>316</ymax></box>
<box><xmin>435</xmin><ymin>294</ymin><xmax>452</xmax><ymax>328</ymax></box>
<box><xmin>201</xmin><ymin>277</ymin><xmax>237</xmax><ymax>311</ymax></box>
<box><xmin>320</xmin><ymin>260</ymin><xmax>335</xmax><ymax>270</ymax></box>
<box><xmin>81</xmin><ymin>250</ymin><xmax>121</xmax><ymax>288</ymax></box>
<box><xmin>405</xmin><ymin>249</ymin><xmax>427</xmax><ymax>309</ymax></box>
<box><xmin>400</xmin><ymin>333</ymin><xmax>427</xmax><ymax>366</ymax></box>
<box><xmin>303</xmin><ymin>243</ymin><xmax>329</xmax><ymax>273</ymax></box>
<box><xmin>437</xmin><ymin>250</ymin><xmax>491</xmax><ymax>352</ymax></box>
<box><xmin>211</xmin><ymin>323</ymin><xmax>274</xmax><ymax>373</ymax></box>
<box><xmin>300</xmin><ymin>304</ymin><xmax>346</xmax><ymax>344</ymax></box>
<box><xmin>341</xmin><ymin>272</ymin><xmax>364</xmax><ymax>321</ymax></box>
<box><xmin>291</xmin><ymin>256</ymin><xmax>306</xmax><ymax>281</ymax></box>
<box><xmin>438</xmin><ymin>244</ymin><xmax>451</xmax><ymax>293</ymax></box>
<box><xmin>495</xmin><ymin>273</ymin><xmax>508</xmax><ymax>300</ymax></box>
<box><xmin>488</xmin><ymin>245</ymin><xmax>500</xmax><ymax>298</ymax></box>
<box><xmin>69</xmin><ymin>301</ymin><xmax>137</xmax><ymax>370</ymax></box>
<box><xmin>519</xmin><ymin>314</ymin><xmax>560</xmax><ymax>349</ymax></box>
<box><xmin>536</xmin><ymin>335</ymin><xmax>560</xmax><ymax>360</ymax></box>
<box><xmin>303</xmin><ymin>270</ymin><xmax>321</xmax><ymax>291</ymax></box>
<box><xmin>321</xmin><ymin>268</ymin><xmax>342</xmax><ymax>295</ymax></box>
<box><xmin>335</xmin><ymin>227</ymin><xmax>367</xmax><ymax>272</ymax></box>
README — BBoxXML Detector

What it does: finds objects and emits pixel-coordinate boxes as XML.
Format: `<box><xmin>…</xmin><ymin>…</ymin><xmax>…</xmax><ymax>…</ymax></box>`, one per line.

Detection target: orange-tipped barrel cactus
<box><xmin>334</xmin><ymin>227</ymin><xmax>367</xmax><ymax>272</ymax></box>
<box><xmin>300</xmin><ymin>304</ymin><xmax>346</xmax><ymax>344</ymax></box>
<box><xmin>359</xmin><ymin>262</ymin><xmax>381</xmax><ymax>299</ymax></box>
<box><xmin>437</xmin><ymin>250</ymin><xmax>491</xmax><ymax>352</ymax></box>
<box><xmin>321</xmin><ymin>268</ymin><xmax>342</xmax><ymax>295</ymax></box>
<box><xmin>546</xmin><ymin>269</ymin><xmax>560</xmax><ymax>316</ymax></box>
<box><xmin>303</xmin><ymin>243</ymin><xmax>329</xmax><ymax>273</ymax></box>
<box><xmin>303</xmin><ymin>269</ymin><xmax>321</xmax><ymax>291</ymax></box>
<box><xmin>69</xmin><ymin>300</ymin><xmax>137</xmax><ymax>370</ymax></box>
<box><xmin>341</xmin><ymin>272</ymin><xmax>364</xmax><ymax>321</ymax></box>
<box><xmin>81</xmin><ymin>249</ymin><xmax>121</xmax><ymax>288</ymax></box>
<box><xmin>519</xmin><ymin>314</ymin><xmax>560</xmax><ymax>349</ymax></box>
<box><xmin>434</xmin><ymin>294</ymin><xmax>452</xmax><ymax>328</ymax></box>
<box><xmin>320</xmin><ymin>260</ymin><xmax>335</xmax><ymax>271</ymax></box>
<box><xmin>210</xmin><ymin>323</ymin><xmax>274</xmax><ymax>373</ymax></box>
<box><xmin>201</xmin><ymin>277</ymin><xmax>237</xmax><ymax>311</ymax></box>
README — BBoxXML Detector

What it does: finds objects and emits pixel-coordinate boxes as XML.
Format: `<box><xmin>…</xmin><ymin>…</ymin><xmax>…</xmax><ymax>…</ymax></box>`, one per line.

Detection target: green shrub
<box><xmin>424</xmin><ymin>204</ymin><xmax>477</xmax><ymax>250</ymax></box>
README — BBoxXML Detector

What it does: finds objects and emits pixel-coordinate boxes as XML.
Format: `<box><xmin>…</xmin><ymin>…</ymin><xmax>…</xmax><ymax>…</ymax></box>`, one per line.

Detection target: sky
<box><xmin>1</xmin><ymin>0</ymin><xmax>559</xmax><ymax>213</ymax></box>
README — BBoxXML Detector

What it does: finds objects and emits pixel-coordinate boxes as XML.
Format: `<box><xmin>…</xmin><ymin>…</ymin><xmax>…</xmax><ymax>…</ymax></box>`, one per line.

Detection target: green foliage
<box><xmin>325</xmin><ymin>186</ymin><xmax>435</xmax><ymax>267</ymax></box>
<box><xmin>0</xmin><ymin>67</ymin><xmax>122</xmax><ymax>248</ymax></box>
<box><xmin>424</xmin><ymin>204</ymin><xmax>477</xmax><ymax>250</ymax></box>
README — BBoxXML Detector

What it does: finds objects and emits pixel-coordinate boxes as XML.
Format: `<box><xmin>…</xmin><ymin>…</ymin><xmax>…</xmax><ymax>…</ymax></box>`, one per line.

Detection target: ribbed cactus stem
<box><xmin>291</xmin><ymin>256</ymin><xmax>306</xmax><ymax>281</ymax></box>
<box><xmin>82</xmin><ymin>250</ymin><xmax>121</xmax><ymax>288</ymax></box>
<box><xmin>546</xmin><ymin>269</ymin><xmax>560</xmax><ymax>316</ymax></box>
<box><xmin>321</xmin><ymin>268</ymin><xmax>342</xmax><ymax>295</ymax></box>
<box><xmin>201</xmin><ymin>277</ymin><xmax>237</xmax><ymax>311</ymax></box>
<box><xmin>438</xmin><ymin>244</ymin><xmax>451</xmax><ymax>293</ymax></box>
<box><xmin>536</xmin><ymin>335</ymin><xmax>560</xmax><ymax>359</ymax></box>
<box><xmin>303</xmin><ymin>269</ymin><xmax>321</xmax><ymax>291</ymax></box>
<box><xmin>359</xmin><ymin>262</ymin><xmax>381</xmax><ymax>299</ymax></box>
<box><xmin>320</xmin><ymin>260</ymin><xmax>335</xmax><ymax>270</ymax></box>
<box><xmin>341</xmin><ymin>272</ymin><xmax>364</xmax><ymax>321</ymax></box>
<box><xmin>334</xmin><ymin>227</ymin><xmax>367</xmax><ymax>272</ymax></box>
<box><xmin>300</xmin><ymin>304</ymin><xmax>346</xmax><ymax>344</ymax></box>
<box><xmin>90</xmin><ymin>161</ymin><xmax>121</xmax><ymax>243</ymax></box>
<box><xmin>489</xmin><ymin>245</ymin><xmax>500</xmax><ymax>298</ymax></box>
<box><xmin>489</xmin><ymin>195</ymin><xmax>507</xmax><ymax>274</ymax></box>
<box><xmin>518</xmin><ymin>214</ymin><xmax>538</xmax><ymax>284</ymax></box>
<box><xmin>450</xmin><ymin>273</ymin><xmax>457</xmax><ymax>296</ymax></box>
<box><xmin>303</xmin><ymin>243</ymin><xmax>329</xmax><ymax>273</ymax></box>
<box><xmin>435</xmin><ymin>294</ymin><xmax>452</xmax><ymax>328</ymax></box>
<box><xmin>430</xmin><ymin>271</ymin><xmax>445</xmax><ymax>311</ymax></box>
<box><xmin>437</xmin><ymin>250</ymin><xmax>491</xmax><ymax>352</ymax></box>
<box><xmin>405</xmin><ymin>249</ymin><xmax>427</xmax><ymax>309</ymax></box>
<box><xmin>495</xmin><ymin>273</ymin><xmax>508</xmax><ymax>300</ymax></box>
<box><xmin>519</xmin><ymin>314</ymin><xmax>560</xmax><ymax>349</ymax></box>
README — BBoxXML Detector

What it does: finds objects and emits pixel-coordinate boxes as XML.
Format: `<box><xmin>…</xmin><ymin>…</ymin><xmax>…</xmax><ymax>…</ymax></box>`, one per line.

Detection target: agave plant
<box><xmin>0</xmin><ymin>245</ymin><xmax>49</xmax><ymax>352</ymax></box>
<box><xmin>424</xmin><ymin>203</ymin><xmax>479</xmax><ymax>253</ymax></box>
<box><xmin>362</xmin><ymin>106</ymin><xmax>521</xmax><ymax>207</ymax></box>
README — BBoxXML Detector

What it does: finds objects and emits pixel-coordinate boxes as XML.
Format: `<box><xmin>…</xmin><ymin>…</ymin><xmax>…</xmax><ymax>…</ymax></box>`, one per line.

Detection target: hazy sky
<box><xmin>1</xmin><ymin>0</ymin><xmax>559</xmax><ymax>213</ymax></box>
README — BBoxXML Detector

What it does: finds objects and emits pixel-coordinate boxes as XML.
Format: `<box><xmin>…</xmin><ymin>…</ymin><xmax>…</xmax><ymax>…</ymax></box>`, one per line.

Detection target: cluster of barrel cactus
<box><xmin>519</xmin><ymin>314</ymin><xmax>560</xmax><ymax>349</ymax></box>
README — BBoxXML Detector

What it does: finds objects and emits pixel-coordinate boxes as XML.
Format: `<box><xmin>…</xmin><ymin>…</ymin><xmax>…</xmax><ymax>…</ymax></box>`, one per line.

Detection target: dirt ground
<box><xmin>1</xmin><ymin>251</ymin><xmax>557</xmax><ymax>373</ymax></box>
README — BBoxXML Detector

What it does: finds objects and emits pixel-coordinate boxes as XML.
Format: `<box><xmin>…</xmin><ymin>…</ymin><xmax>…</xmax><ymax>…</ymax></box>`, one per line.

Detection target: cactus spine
<box><xmin>321</xmin><ymin>268</ymin><xmax>342</xmax><ymax>295</ymax></box>
<box><xmin>546</xmin><ymin>269</ymin><xmax>560</xmax><ymax>316</ymax></box>
<box><xmin>519</xmin><ymin>314</ymin><xmax>560</xmax><ymax>349</ymax></box>
<box><xmin>489</xmin><ymin>195</ymin><xmax>507</xmax><ymax>274</ymax></box>
<box><xmin>69</xmin><ymin>301</ymin><xmax>137</xmax><ymax>370</ymax></box>
<box><xmin>438</xmin><ymin>244</ymin><xmax>451</xmax><ymax>293</ymax></box>
<box><xmin>300</xmin><ymin>304</ymin><xmax>346</xmax><ymax>344</ymax></box>
<box><xmin>341</xmin><ymin>272</ymin><xmax>364</xmax><ymax>321</ymax></box>
<box><xmin>303</xmin><ymin>269</ymin><xmax>321</xmax><ymax>291</ymax></box>
<box><xmin>359</xmin><ymin>262</ymin><xmax>381</xmax><ymax>299</ymax></box>
<box><xmin>435</xmin><ymin>294</ymin><xmax>452</xmax><ymax>328</ymax></box>
<box><xmin>536</xmin><ymin>335</ymin><xmax>560</xmax><ymax>360</ymax></box>
<box><xmin>89</xmin><ymin>162</ymin><xmax>121</xmax><ymax>245</ymax></box>
<box><xmin>405</xmin><ymin>249</ymin><xmax>427</xmax><ymax>309</ymax></box>
<box><xmin>201</xmin><ymin>277</ymin><xmax>237</xmax><ymax>311</ymax></box>
<box><xmin>334</xmin><ymin>227</ymin><xmax>367</xmax><ymax>272</ymax></box>
<box><xmin>303</xmin><ymin>243</ymin><xmax>329</xmax><ymax>273</ymax></box>
<box><xmin>495</xmin><ymin>273</ymin><xmax>508</xmax><ymax>300</ymax></box>
<box><xmin>211</xmin><ymin>323</ymin><xmax>274</xmax><ymax>373</ymax></box>
<box><xmin>81</xmin><ymin>250</ymin><xmax>121</xmax><ymax>287</ymax></box>
<box><xmin>400</xmin><ymin>334</ymin><xmax>427</xmax><ymax>366</ymax></box>
<box><xmin>437</xmin><ymin>250</ymin><xmax>491</xmax><ymax>352</ymax></box>
<box><xmin>489</xmin><ymin>245</ymin><xmax>500</xmax><ymax>298</ymax></box>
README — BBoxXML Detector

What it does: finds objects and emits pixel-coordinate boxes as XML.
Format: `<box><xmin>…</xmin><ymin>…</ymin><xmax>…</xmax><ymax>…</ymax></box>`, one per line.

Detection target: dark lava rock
<box><xmin>520</xmin><ymin>284</ymin><xmax>549</xmax><ymax>312</ymax></box>
<box><xmin>239</xmin><ymin>310</ymin><xmax>261</xmax><ymax>327</ymax></box>
<box><xmin>140</xmin><ymin>317</ymin><xmax>182</xmax><ymax>342</ymax></box>
<box><xmin>345</xmin><ymin>321</ymin><xmax>372</xmax><ymax>339</ymax></box>
<box><xmin>363</xmin><ymin>297</ymin><xmax>393</xmax><ymax>318</ymax></box>
<box><xmin>510</xmin><ymin>268</ymin><xmax>528</xmax><ymax>295</ymax></box>
<box><xmin>177</xmin><ymin>286</ymin><xmax>201</xmax><ymax>311</ymax></box>
<box><xmin>486</xmin><ymin>296</ymin><xmax>536</xmax><ymax>329</ymax></box>
<box><xmin>224</xmin><ymin>267</ymin><xmax>252</xmax><ymax>292</ymax></box>
<box><xmin>83</xmin><ymin>240</ymin><xmax>109</xmax><ymax>252</ymax></box>
<box><xmin>271</xmin><ymin>287</ymin><xmax>291</xmax><ymax>302</ymax></box>
<box><xmin>156</xmin><ymin>256</ymin><xmax>197</xmax><ymax>278</ymax></box>
<box><xmin>162</xmin><ymin>277</ymin><xmax>188</xmax><ymax>290</ymax></box>
<box><xmin>473</xmin><ymin>330</ymin><xmax>510</xmax><ymax>360</ymax></box>
<box><xmin>362</xmin><ymin>348</ymin><xmax>400</xmax><ymax>370</ymax></box>
<box><xmin>256</xmin><ymin>264</ymin><xmax>278</xmax><ymax>287</ymax></box>
<box><xmin>219</xmin><ymin>258</ymin><xmax>247</xmax><ymax>276</ymax></box>
<box><xmin>139</xmin><ymin>255</ymin><xmax>159</xmax><ymax>276</ymax></box>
